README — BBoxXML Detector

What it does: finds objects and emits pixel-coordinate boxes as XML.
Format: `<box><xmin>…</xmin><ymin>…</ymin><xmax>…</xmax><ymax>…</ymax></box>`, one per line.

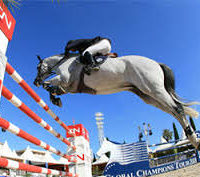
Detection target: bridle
<box><xmin>37</xmin><ymin>55</ymin><xmax>68</xmax><ymax>81</ymax></box>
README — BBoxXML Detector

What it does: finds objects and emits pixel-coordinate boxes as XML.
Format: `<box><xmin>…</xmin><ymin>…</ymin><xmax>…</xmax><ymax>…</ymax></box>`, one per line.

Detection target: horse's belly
<box><xmin>95</xmin><ymin>87</ymin><xmax>130</xmax><ymax>94</ymax></box>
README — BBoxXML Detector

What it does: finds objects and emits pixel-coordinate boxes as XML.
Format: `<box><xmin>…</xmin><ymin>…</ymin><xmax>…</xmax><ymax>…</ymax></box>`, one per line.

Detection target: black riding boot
<box><xmin>81</xmin><ymin>52</ymin><xmax>99</xmax><ymax>75</ymax></box>
<box><xmin>80</xmin><ymin>51</ymin><xmax>95</xmax><ymax>65</ymax></box>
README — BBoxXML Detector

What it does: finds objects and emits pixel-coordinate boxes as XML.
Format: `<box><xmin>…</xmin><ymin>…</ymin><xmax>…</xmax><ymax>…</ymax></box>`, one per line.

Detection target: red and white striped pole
<box><xmin>0</xmin><ymin>1</ymin><xmax>16</xmax><ymax>100</ymax></box>
<box><xmin>6</xmin><ymin>62</ymin><xmax>75</xmax><ymax>137</ymax></box>
<box><xmin>0</xmin><ymin>117</ymin><xmax>77</xmax><ymax>162</ymax></box>
<box><xmin>0</xmin><ymin>157</ymin><xmax>74</xmax><ymax>176</ymax></box>
<box><xmin>1</xmin><ymin>85</ymin><xmax>76</xmax><ymax>151</ymax></box>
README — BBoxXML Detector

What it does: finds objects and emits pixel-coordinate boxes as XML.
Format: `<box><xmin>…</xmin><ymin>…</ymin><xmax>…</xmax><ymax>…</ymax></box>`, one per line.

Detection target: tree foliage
<box><xmin>162</xmin><ymin>129</ymin><xmax>173</xmax><ymax>142</ymax></box>
<box><xmin>189</xmin><ymin>116</ymin><xmax>196</xmax><ymax>131</ymax></box>
<box><xmin>1</xmin><ymin>0</ymin><xmax>60</xmax><ymax>13</ymax></box>
<box><xmin>1</xmin><ymin>0</ymin><xmax>21</xmax><ymax>13</ymax></box>
<box><xmin>173</xmin><ymin>122</ymin><xmax>179</xmax><ymax>141</ymax></box>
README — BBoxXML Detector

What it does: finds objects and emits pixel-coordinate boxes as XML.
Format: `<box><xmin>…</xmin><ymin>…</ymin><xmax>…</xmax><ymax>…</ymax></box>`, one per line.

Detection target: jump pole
<box><xmin>0</xmin><ymin>2</ymin><xmax>90</xmax><ymax>176</ymax></box>
<box><xmin>5</xmin><ymin>62</ymin><xmax>75</xmax><ymax>137</ymax></box>
<box><xmin>0</xmin><ymin>1</ymin><xmax>16</xmax><ymax>100</ymax></box>
<box><xmin>0</xmin><ymin>116</ymin><xmax>77</xmax><ymax>162</ymax></box>
<box><xmin>1</xmin><ymin>85</ymin><xmax>76</xmax><ymax>151</ymax></box>
<box><xmin>0</xmin><ymin>156</ymin><xmax>74</xmax><ymax>176</ymax></box>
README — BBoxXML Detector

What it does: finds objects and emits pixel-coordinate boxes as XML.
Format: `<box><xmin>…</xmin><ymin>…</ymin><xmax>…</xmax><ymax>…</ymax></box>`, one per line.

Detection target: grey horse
<box><xmin>33</xmin><ymin>53</ymin><xmax>200</xmax><ymax>150</ymax></box>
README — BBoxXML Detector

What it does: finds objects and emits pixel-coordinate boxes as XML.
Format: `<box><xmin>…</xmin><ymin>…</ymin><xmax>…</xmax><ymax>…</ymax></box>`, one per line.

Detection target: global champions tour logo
<box><xmin>103</xmin><ymin>140</ymin><xmax>198</xmax><ymax>177</ymax></box>
<box><xmin>105</xmin><ymin>157</ymin><xmax>197</xmax><ymax>177</ymax></box>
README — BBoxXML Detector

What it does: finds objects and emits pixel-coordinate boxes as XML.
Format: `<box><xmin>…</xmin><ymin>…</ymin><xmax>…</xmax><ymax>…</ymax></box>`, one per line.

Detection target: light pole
<box><xmin>138</xmin><ymin>123</ymin><xmax>152</xmax><ymax>145</ymax></box>
<box><xmin>95</xmin><ymin>112</ymin><xmax>105</xmax><ymax>147</ymax></box>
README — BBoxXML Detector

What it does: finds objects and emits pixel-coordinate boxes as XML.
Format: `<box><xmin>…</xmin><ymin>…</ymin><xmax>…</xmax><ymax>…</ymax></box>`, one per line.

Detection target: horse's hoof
<box><xmin>56</xmin><ymin>98</ymin><xmax>62</xmax><ymax>107</ymax></box>
<box><xmin>52</xmin><ymin>97</ymin><xmax>62</xmax><ymax>107</ymax></box>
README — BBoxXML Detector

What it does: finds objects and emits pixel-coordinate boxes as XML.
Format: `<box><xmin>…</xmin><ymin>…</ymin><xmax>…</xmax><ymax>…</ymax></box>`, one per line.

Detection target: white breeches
<box><xmin>82</xmin><ymin>39</ymin><xmax>111</xmax><ymax>56</ymax></box>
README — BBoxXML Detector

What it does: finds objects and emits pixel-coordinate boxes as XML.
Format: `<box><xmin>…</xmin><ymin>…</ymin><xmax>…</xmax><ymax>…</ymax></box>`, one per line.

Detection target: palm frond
<box><xmin>1</xmin><ymin>0</ymin><xmax>21</xmax><ymax>13</ymax></box>
<box><xmin>52</xmin><ymin>0</ymin><xmax>60</xmax><ymax>2</ymax></box>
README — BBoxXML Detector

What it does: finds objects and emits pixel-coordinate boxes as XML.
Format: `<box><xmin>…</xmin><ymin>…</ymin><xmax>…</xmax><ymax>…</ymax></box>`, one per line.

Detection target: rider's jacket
<box><xmin>65</xmin><ymin>36</ymin><xmax>111</xmax><ymax>55</ymax></box>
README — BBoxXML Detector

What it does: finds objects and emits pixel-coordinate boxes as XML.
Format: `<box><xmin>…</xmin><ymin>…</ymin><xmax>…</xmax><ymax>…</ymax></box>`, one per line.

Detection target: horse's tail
<box><xmin>159</xmin><ymin>63</ymin><xmax>199</xmax><ymax>118</ymax></box>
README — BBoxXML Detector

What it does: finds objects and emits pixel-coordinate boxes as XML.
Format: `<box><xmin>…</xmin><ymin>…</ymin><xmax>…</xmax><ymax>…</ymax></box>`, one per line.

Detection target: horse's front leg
<box><xmin>43</xmin><ymin>75</ymin><xmax>66</xmax><ymax>95</ymax></box>
<box><xmin>43</xmin><ymin>75</ymin><xmax>65</xmax><ymax>107</ymax></box>
<box><xmin>44</xmin><ymin>75</ymin><xmax>62</xmax><ymax>86</ymax></box>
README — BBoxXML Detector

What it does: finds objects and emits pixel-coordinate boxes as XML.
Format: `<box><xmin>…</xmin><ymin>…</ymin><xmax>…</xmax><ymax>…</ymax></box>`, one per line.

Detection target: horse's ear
<box><xmin>37</xmin><ymin>55</ymin><xmax>42</xmax><ymax>62</ymax></box>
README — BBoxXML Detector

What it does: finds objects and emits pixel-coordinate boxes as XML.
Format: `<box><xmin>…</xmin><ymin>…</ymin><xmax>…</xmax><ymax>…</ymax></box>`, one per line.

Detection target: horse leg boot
<box><xmin>50</xmin><ymin>94</ymin><xmax>62</xmax><ymax>107</ymax></box>
<box><xmin>43</xmin><ymin>82</ymin><xmax>51</xmax><ymax>92</ymax></box>
<box><xmin>43</xmin><ymin>75</ymin><xmax>66</xmax><ymax>96</ymax></box>
<box><xmin>174</xmin><ymin>102</ymin><xmax>200</xmax><ymax>149</ymax></box>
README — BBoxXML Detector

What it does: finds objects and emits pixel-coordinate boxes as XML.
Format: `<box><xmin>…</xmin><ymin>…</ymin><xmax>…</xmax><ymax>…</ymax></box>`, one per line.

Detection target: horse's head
<box><xmin>34</xmin><ymin>55</ymin><xmax>51</xmax><ymax>87</ymax></box>
<box><xmin>97</xmin><ymin>138</ymin><xmax>112</xmax><ymax>157</ymax></box>
<box><xmin>34</xmin><ymin>53</ymin><xmax>80</xmax><ymax>87</ymax></box>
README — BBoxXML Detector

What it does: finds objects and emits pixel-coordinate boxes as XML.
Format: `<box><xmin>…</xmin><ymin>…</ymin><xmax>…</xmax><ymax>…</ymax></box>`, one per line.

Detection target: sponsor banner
<box><xmin>104</xmin><ymin>157</ymin><xmax>197</xmax><ymax>177</ymax></box>
<box><xmin>66</xmin><ymin>124</ymin><xmax>89</xmax><ymax>141</ymax></box>
<box><xmin>195</xmin><ymin>131</ymin><xmax>200</xmax><ymax>162</ymax></box>
<box><xmin>69</xmin><ymin>153</ymin><xmax>92</xmax><ymax>164</ymax></box>
<box><xmin>196</xmin><ymin>130</ymin><xmax>200</xmax><ymax>138</ymax></box>
<box><xmin>0</xmin><ymin>1</ymin><xmax>16</xmax><ymax>40</ymax></box>
<box><xmin>103</xmin><ymin>139</ymin><xmax>199</xmax><ymax>177</ymax></box>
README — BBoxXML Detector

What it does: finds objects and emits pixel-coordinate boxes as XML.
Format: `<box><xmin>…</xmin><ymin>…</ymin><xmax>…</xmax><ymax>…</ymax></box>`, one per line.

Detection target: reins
<box><xmin>37</xmin><ymin>55</ymin><xmax>68</xmax><ymax>78</ymax></box>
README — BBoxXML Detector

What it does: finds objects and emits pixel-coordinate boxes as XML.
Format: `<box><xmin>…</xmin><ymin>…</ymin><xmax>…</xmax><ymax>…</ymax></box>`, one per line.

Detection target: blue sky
<box><xmin>1</xmin><ymin>0</ymin><xmax>200</xmax><ymax>158</ymax></box>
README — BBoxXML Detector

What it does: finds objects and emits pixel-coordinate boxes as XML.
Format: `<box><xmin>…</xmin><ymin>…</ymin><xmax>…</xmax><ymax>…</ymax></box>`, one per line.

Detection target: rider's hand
<box><xmin>64</xmin><ymin>50</ymin><xmax>70</xmax><ymax>57</ymax></box>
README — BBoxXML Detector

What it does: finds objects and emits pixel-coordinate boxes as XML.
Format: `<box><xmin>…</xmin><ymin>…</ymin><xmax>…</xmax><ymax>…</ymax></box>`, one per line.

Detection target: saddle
<box><xmin>83</xmin><ymin>52</ymin><xmax>118</xmax><ymax>75</ymax></box>
<box><xmin>77</xmin><ymin>52</ymin><xmax>118</xmax><ymax>93</ymax></box>
<box><xmin>106</xmin><ymin>52</ymin><xmax>118</xmax><ymax>58</ymax></box>
<box><xmin>95</xmin><ymin>53</ymin><xmax>118</xmax><ymax>63</ymax></box>
<box><xmin>48</xmin><ymin>52</ymin><xmax>118</xmax><ymax>106</ymax></box>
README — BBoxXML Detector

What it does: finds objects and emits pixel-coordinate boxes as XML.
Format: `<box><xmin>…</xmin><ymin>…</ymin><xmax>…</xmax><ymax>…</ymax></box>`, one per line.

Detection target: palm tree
<box><xmin>2</xmin><ymin>0</ymin><xmax>59</xmax><ymax>13</ymax></box>
<box><xmin>1</xmin><ymin>0</ymin><xmax>21</xmax><ymax>13</ymax></box>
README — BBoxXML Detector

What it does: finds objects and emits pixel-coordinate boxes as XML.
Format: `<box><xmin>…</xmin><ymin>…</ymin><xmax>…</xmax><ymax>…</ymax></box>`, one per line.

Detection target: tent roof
<box><xmin>93</xmin><ymin>154</ymin><xmax>109</xmax><ymax>165</ymax></box>
<box><xmin>0</xmin><ymin>141</ymin><xmax>22</xmax><ymax>159</ymax></box>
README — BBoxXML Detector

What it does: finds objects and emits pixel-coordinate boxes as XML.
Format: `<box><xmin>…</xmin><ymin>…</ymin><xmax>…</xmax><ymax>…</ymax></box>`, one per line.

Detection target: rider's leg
<box><xmin>83</xmin><ymin>39</ymin><xmax>111</xmax><ymax>56</ymax></box>
<box><xmin>81</xmin><ymin>39</ymin><xmax>111</xmax><ymax>74</ymax></box>
<box><xmin>82</xmin><ymin>39</ymin><xmax>111</xmax><ymax>65</ymax></box>
<box><xmin>80</xmin><ymin>51</ymin><xmax>95</xmax><ymax>65</ymax></box>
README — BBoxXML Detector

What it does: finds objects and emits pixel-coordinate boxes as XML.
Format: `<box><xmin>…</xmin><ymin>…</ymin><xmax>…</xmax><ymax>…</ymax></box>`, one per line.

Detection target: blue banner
<box><xmin>103</xmin><ymin>140</ymin><xmax>198</xmax><ymax>177</ymax></box>
<box><xmin>104</xmin><ymin>157</ymin><xmax>197</xmax><ymax>177</ymax></box>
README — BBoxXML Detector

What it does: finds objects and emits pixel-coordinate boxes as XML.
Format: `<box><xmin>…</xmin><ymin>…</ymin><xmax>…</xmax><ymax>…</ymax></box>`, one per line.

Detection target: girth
<box><xmin>77</xmin><ymin>69</ymin><xmax>96</xmax><ymax>94</ymax></box>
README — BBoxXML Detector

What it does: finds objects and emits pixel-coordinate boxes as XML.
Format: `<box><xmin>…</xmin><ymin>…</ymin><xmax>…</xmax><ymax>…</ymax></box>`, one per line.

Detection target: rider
<box><xmin>64</xmin><ymin>36</ymin><xmax>112</xmax><ymax>74</ymax></box>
